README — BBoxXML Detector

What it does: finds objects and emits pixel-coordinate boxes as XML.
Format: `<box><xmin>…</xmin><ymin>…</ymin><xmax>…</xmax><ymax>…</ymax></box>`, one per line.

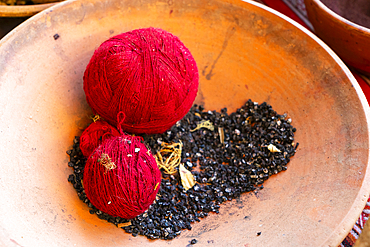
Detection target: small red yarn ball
<box><xmin>79</xmin><ymin>120</ymin><xmax>120</xmax><ymax>157</ymax></box>
<box><xmin>83</xmin><ymin>27</ymin><xmax>199</xmax><ymax>134</ymax></box>
<box><xmin>83</xmin><ymin>134</ymin><xmax>161</xmax><ymax>219</ymax></box>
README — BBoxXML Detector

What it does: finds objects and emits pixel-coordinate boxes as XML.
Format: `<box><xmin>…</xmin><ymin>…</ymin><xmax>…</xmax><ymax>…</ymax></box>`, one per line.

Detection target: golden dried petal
<box><xmin>218</xmin><ymin>127</ymin><xmax>224</xmax><ymax>144</ymax></box>
<box><xmin>179</xmin><ymin>164</ymin><xmax>196</xmax><ymax>191</ymax></box>
<box><xmin>155</xmin><ymin>141</ymin><xmax>182</xmax><ymax>175</ymax></box>
<box><xmin>117</xmin><ymin>221</ymin><xmax>131</xmax><ymax>228</ymax></box>
<box><xmin>190</xmin><ymin>120</ymin><xmax>214</xmax><ymax>132</ymax></box>
<box><xmin>267</xmin><ymin>144</ymin><xmax>281</xmax><ymax>153</ymax></box>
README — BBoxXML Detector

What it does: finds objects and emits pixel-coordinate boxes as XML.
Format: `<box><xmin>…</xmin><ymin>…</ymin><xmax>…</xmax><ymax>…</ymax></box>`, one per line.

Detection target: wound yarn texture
<box><xmin>83</xmin><ymin>27</ymin><xmax>199</xmax><ymax>134</ymax></box>
<box><xmin>79</xmin><ymin>120</ymin><xmax>120</xmax><ymax>157</ymax></box>
<box><xmin>83</xmin><ymin>134</ymin><xmax>161</xmax><ymax>219</ymax></box>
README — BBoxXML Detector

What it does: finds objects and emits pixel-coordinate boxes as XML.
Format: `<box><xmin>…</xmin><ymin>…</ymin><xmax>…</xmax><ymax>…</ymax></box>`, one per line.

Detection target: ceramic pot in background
<box><xmin>0</xmin><ymin>0</ymin><xmax>62</xmax><ymax>17</ymax></box>
<box><xmin>304</xmin><ymin>0</ymin><xmax>370</xmax><ymax>76</ymax></box>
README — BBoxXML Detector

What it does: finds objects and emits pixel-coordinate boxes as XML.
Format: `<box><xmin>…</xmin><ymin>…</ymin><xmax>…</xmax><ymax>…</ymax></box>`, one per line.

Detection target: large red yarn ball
<box><xmin>79</xmin><ymin>120</ymin><xmax>120</xmax><ymax>157</ymax></box>
<box><xmin>83</xmin><ymin>27</ymin><xmax>199</xmax><ymax>134</ymax></box>
<box><xmin>83</xmin><ymin>134</ymin><xmax>161</xmax><ymax>219</ymax></box>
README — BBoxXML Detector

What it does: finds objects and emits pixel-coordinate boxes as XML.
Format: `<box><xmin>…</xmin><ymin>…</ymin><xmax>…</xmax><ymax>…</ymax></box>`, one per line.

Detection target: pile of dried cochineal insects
<box><xmin>67</xmin><ymin>99</ymin><xmax>298</xmax><ymax>240</ymax></box>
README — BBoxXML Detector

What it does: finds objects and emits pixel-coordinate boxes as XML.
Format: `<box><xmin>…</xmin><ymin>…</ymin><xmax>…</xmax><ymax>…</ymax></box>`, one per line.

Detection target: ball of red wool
<box><xmin>83</xmin><ymin>27</ymin><xmax>199</xmax><ymax>134</ymax></box>
<box><xmin>79</xmin><ymin>120</ymin><xmax>120</xmax><ymax>157</ymax></box>
<box><xmin>83</xmin><ymin>134</ymin><xmax>161</xmax><ymax>219</ymax></box>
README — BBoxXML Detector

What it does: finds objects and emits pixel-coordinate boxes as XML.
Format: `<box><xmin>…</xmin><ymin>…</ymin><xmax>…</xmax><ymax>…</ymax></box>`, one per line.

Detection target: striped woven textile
<box><xmin>340</xmin><ymin>198</ymin><xmax>370</xmax><ymax>247</ymax></box>
<box><xmin>258</xmin><ymin>0</ymin><xmax>370</xmax><ymax>246</ymax></box>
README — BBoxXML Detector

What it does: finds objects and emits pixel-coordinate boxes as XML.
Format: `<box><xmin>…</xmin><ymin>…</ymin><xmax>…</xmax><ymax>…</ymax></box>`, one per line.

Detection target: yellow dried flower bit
<box><xmin>154</xmin><ymin>182</ymin><xmax>159</xmax><ymax>191</ymax></box>
<box><xmin>100</xmin><ymin>153</ymin><xmax>117</xmax><ymax>171</ymax></box>
<box><xmin>179</xmin><ymin>164</ymin><xmax>196</xmax><ymax>191</ymax></box>
<box><xmin>91</xmin><ymin>114</ymin><xmax>101</xmax><ymax>122</ymax></box>
<box><xmin>190</xmin><ymin>120</ymin><xmax>214</xmax><ymax>132</ymax></box>
<box><xmin>267</xmin><ymin>144</ymin><xmax>281</xmax><ymax>153</ymax></box>
<box><xmin>117</xmin><ymin>221</ymin><xmax>131</xmax><ymax>228</ymax></box>
<box><xmin>155</xmin><ymin>141</ymin><xmax>183</xmax><ymax>175</ymax></box>
<box><xmin>218</xmin><ymin>127</ymin><xmax>225</xmax><ymax>144</ymax></box>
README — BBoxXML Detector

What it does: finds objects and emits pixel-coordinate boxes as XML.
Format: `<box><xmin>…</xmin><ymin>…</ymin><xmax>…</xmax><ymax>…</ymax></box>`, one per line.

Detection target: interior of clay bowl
<box><xmin>320</xmin><ymin>0</ymin><xmax>370</xmax><ymax>29</ymax></box>
<box><xmin>0</xmin><ymin>0</ymin><xmax>369</xmax><ymax>246</ymax></box>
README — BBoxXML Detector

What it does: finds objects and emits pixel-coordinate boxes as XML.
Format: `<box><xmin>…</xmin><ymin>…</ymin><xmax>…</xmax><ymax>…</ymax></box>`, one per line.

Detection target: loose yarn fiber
<box><xmin>79</xmin><ymin>120</ymin><xmax>120</xmax><ymax>157</ymax></box>
<box><xmin>83</xmin><ymin>134</ymin><xmax>161</xmax><ymax>219</ymax></box>
<box><xmin>83</xmin><ymin>27</ymin><xmax>199</xmax><ymax>134</ymax></box>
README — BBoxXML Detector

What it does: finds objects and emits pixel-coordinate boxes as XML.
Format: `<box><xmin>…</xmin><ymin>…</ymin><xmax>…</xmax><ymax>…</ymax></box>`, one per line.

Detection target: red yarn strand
<box><xmin>79</xmin><ymin>120</ymin><xmax>120</xmax><ymax>157</ymax></box>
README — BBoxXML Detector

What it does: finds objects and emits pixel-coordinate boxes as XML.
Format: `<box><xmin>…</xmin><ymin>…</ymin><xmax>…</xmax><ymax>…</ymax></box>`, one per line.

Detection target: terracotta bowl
<box><xmin>0</xmin><ymin>0</ymin><xmax>61</xmax><ymax>17</ymax></box>
<box><xmin>304</xmin><ymin>0</ymin><xmax>370</xmax><ymax>75</ymax></box>
<box><xmin>0</xmin><ymin>0</ymin><xmax>369</xmax><ymax>246</ymax></box>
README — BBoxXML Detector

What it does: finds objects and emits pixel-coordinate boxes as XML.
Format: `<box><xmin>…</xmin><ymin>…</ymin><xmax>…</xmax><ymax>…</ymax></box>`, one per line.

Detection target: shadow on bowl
<box><xmin>0</xmin><ymin>17</ymin><xmax>27</xmax><ymax>39</ymax></box>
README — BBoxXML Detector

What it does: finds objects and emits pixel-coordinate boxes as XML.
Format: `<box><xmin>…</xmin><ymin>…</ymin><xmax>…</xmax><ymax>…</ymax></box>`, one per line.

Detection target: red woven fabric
<box><xmin>83</xmin><ymin>134</ymin><xmax>161</xmax><ymax>219</ymax></box>
<box><xmin>354</xmin><ymin>73</ymin><xmax>370</xmax><ymax>105</ymax></box>
<box><xmin>83</xmin><ymin>27</ymin><xmax>199</xmax><ymax>134</ymax></box>
<box><xmin>79</xmin><ymin>120</ymin><xmax>120</xmax><ymax>157</ymax></box>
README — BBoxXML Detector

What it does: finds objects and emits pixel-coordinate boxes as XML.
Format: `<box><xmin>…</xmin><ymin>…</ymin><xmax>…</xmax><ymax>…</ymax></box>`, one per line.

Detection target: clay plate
<box><xmin>0</xmin><ymin>0</ymin><xmax>369</xmax><ymax>246</ymax></box>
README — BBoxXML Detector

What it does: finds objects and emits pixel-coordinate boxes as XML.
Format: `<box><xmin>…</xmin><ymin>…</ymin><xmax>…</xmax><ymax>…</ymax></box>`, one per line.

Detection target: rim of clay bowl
<box><xmin>312</xmin><ymin>0</ymin><xmax>370</xmax><ymax>34</ymax></box>
<box><xmin>0</xmin><ymin>2</ymin><xmax>60</xmax><ymax>17</ymax></box>
<box><xmin>250</xmin><ymin>3</ymin><xmax>370</xmax><ymax>246</ymax></box>
<box><xmin>1</xmin><ymin>0</ymin><xmax>370</xmax><ymax>246</ymax></box>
